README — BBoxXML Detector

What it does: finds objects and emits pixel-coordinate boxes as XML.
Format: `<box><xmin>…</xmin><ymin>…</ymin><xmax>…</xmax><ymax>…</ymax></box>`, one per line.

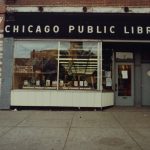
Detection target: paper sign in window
<box><xmin>106</xmin><ymin>78</ymin><xmax>112</xmax><ymax>87</ymax></box>
<box><xmin>105</xmin><ymin>71</ymin><xmax>111</xmax><ymax>78</ymax></box>
<box><xmin>122</xmin><ymin>70</ymin><xmax>128</xmax><ymax>79</ymax></box>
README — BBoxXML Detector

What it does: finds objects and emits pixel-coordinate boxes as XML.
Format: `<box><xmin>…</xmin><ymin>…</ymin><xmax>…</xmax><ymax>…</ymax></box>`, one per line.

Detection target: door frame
<box><xmin>115</xmin><ymin>62</ymin><xmax>134</xmax><ymax>106</ymax></box>
<box><xmin>142</xmin><ymin>63</ymin><xmax>150</xmax><ymax>106</ymax></box>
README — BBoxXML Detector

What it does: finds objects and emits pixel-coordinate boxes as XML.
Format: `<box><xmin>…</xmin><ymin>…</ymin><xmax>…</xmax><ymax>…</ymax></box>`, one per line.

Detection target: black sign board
<box><xmin>4</xmin><ymin>12</ymin><xmax>150</xmax><ymax>40</ymax></box>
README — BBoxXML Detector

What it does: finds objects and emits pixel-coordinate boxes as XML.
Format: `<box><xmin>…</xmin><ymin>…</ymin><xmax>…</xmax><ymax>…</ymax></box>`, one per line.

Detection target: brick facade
<box><xmin>0</xmin><ymin>4</ymin><xmax>5</xmax><ymax>13</ymax></box>
<box><xmin>0</xmin><ymin>3</ymin><xmax>5</xmax><ymax>34</ymax></box>
<box><xmin>5</xmin><ymin>0</ymin><xmax>150</xmax><ymax>7</ymax></box>
<box><xmin>0</xmin><ymin>3</ymin><xmax>5</xmax><ymax>97</ymax></box>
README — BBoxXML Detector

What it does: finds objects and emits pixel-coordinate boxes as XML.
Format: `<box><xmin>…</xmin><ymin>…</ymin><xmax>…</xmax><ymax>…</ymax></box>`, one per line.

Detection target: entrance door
<box><xmin>142</xmin><ymin>64</ymin><xmax>150</xmax><ymax>106</ymax></box>
<box><xmin>115</xmin><ymin>63</ymin><xmax>134</xmax><ymax>106</ymax></box>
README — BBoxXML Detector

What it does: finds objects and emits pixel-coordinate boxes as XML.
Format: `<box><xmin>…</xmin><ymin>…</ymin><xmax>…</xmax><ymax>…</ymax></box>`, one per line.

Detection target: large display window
<box><xmin>13</xmin><ymin>40</ymin><xmax>102</xmax><ymax>90</ymax></box>
<box><xmin>59</xmin><ymin>41</ymin><xmax>99</xmax><ymax>90</ymax></box>
<box><xmin>13</xmin><ymin>41</ymin><xmax>58</xmax><ymax>89</ymax></box>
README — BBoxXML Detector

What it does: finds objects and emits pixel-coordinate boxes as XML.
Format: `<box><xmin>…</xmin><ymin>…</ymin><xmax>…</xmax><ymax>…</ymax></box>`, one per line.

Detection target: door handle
<box><xmin>115</xmin><ymin>83</ymin><xmax>117</xmax><ymax>91</ymax></box>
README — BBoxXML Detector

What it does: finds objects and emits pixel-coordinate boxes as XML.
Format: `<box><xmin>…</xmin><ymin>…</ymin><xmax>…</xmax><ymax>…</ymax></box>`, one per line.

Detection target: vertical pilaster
<box><xmin>0</xmin><ymin>38</ymin><xmax>14</xmax><ymax>109</ymax></box>
<box><xmin>134</xmin><ymin>50</ymin><xmax>142</xmax><ymax>106</ymax></box>
<box><xmin>0</xmin><ymin>3</ymin><xmax>6</xmax><ymax>109</ymax></box>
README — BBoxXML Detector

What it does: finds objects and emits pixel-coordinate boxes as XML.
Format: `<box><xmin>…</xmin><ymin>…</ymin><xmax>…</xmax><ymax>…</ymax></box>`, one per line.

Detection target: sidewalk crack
<box><xmin>62</xmin><ymin>111</ymin><xmax>75</xmax><ymax>150</ymax></box>
<box><xmin>112</xmin><ymin>112</ymin><xmax>144</xmax><ymax>150</ymax></box>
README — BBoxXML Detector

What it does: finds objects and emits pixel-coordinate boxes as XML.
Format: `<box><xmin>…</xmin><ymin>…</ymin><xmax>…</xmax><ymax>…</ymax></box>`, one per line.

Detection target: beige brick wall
<box><xmin>6</xmin><ymin>0</ymin><xmax>150</xmax><ymax>7</ymax></box>
<box><xmin>0</xmin><ymin>4</ymin><xmax>5</xmax><ymax>13</ymax></box>
<box><xmin>0</xmin><ymin>4</ymin><xmax>5</xmax><ymax>32</ymax></box>
<box><xmin>0</xmin><ymin>4</ymin><xmax>5</xmax><ymax>91</ymax></box>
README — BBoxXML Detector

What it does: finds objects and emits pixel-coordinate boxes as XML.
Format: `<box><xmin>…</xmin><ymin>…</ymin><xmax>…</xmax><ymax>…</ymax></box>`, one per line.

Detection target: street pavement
<box><xmin>0</xmin><ymin>107</ymin><xmax>150</xmax><ymax>150</ymax></box>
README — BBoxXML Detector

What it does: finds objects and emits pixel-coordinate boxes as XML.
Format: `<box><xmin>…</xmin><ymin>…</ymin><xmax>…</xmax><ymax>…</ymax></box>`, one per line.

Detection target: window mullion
<box><xmin>57</xmin><ymin>41</ymin><xmax>60</xmax><ymax>90</ymax></box>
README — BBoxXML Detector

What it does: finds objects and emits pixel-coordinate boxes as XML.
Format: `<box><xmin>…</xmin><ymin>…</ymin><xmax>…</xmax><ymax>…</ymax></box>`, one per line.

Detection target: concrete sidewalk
<box><xmin>0</xmin><ymin>107</ymin><xmax>150</xmax><ymax>150</ymax></box>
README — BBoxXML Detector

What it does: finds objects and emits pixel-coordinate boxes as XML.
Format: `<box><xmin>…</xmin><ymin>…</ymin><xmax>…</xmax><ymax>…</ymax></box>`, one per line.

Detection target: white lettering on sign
<box><xmin>146</xmin><ymin>27</ymin><xmax>150</xmax><ymax>34</ymax></box>
<box><xmin>78</xmin><ymin>26</ymin><xmax>84</xmax><ymax>33</ymax></box>
<box><xmin>5</xmin><ymin>25</ymin><xmax>10</xmax><ymax>33</ymax></box>
<box><xmin>13</xmin><ymin>25</ymin><xmax>19</xmax><ymax>33</ymax></box>
<box><xmin>28</xmin><ymin>25</ymin><xmax>33</xmax><ymax>33</ymax></box>
<box><xmin>87</xmin><ymin>26</ymin><xmax>93</xmax><ymax>33</ymax></box>
<box><xmin>44</xmin><ymin>25</ymin><xmax>50</xmax><ymax>33</ymax></box>
<box><xmin>69</xmin><ymin>25</ymin><xmax>75</xmax><ymax>33</ymax></box>
<box><xmin>22</xmin><ymin>25</ymin><xmax>25</xmax><ymax>33</ymax></box>
<box><xmin>110</xmin><ymin>26</ymin><xmax>115</xmax><ymax>34</ymax></box>
<box><xmin>36</xmin><ymin>25</ymin><xmax>42</xmax><ymax>33</ymax></box>
<box><xmin>68</xmin><ymin>25</ymin><xmax>116</xmax><ymax>34</ymax></box>
<box><xmin>124</xmin><ymin>26</ymin><xmax>150</xmax><ymax>35</ymax></box>
<box><xmin>4</xmin><ymin>24</ymin><xmax>150</xmax><ymax>37</ymax></box>
<box><xmin>137</xmin><ymin>26</ymin><xmax>143</xmax><ymax>34</ymax></box>
<box><xmin>53</xmin><ymin>25</ymin><xmax>59</xmax><ymax>33</ymax></box>
<box><xmin>4</xmin><ymin>25</ymin><xmax>60</xmax><ymax>34</ymax></box>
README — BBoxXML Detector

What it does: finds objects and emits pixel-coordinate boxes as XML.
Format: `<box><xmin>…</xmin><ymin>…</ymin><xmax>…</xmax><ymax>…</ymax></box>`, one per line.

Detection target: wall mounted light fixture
<box><xmin>124</xmin><ymin>7</ymin><xmax>129</xmax><ymax>13</ymax></box>
<box><xmin>38</xmin><ymin>6</ymin><xmax>44</xmax><ymax>12</ymax></box>
<box><xmin>83</xmin><ymin>6</ymin><xmax>87</xmax><ymax>13</ymax></box>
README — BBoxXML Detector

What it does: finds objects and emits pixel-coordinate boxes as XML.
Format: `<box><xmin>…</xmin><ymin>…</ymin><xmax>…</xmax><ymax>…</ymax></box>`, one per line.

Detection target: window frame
<box><xmin>13</xmin><ymin>39</ymin><xmax>102</xmax><ymax>91</ymax></box>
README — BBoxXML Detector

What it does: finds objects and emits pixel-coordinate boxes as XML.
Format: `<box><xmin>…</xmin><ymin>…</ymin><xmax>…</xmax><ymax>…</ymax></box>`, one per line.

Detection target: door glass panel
<box><xmin>118</xmin><ymin>65</ymin><xmax>131</xmax><ymax>96</ymax></box>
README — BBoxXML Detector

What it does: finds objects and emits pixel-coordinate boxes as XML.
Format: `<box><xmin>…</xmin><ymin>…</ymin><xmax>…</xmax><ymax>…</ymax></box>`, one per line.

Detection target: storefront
<box><xmin>1</xmin><ymin>12</ymin><xmax>150</xmax><ymax>108</ymax></box>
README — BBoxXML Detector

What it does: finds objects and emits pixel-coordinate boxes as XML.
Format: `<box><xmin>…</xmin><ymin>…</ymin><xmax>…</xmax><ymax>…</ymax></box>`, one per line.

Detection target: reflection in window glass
<box><xmin>13</xmin><ymin>41</ymin><xmax>58</xmax><ymax>89</ymax></box>
<box><xmin>13</xmin><ymin>40</ymin><xmax>101</xmax><ymax>90</ymax></box>
<box><xmin>59</xmin><ymin>41</ymin><xmax>98</xmax><ymax>90</ymax></box>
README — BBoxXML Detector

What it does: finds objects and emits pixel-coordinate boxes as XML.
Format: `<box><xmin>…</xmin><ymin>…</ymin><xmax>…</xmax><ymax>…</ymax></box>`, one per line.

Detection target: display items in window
<box><xmin>13</xmin><ymin>41</ymin><xmax>101</xmax><ymax>90</ymax></box>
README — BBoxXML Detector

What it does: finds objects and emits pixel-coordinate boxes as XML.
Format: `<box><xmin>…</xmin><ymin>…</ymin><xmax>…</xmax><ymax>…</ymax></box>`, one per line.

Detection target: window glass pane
<box><xmin>118</xmin><ymin>65</ymin><xmax>131</xmax><ymax>96</ymax></box>
<box><xmin>13</xmin><ymin>40</ymin><xmax>58</xmax><ymax>89</ymax></box>
<box><xmin>59</xmin><ymin>41</ymin><xmax>98</xmax><ymax>90</ymax></box>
